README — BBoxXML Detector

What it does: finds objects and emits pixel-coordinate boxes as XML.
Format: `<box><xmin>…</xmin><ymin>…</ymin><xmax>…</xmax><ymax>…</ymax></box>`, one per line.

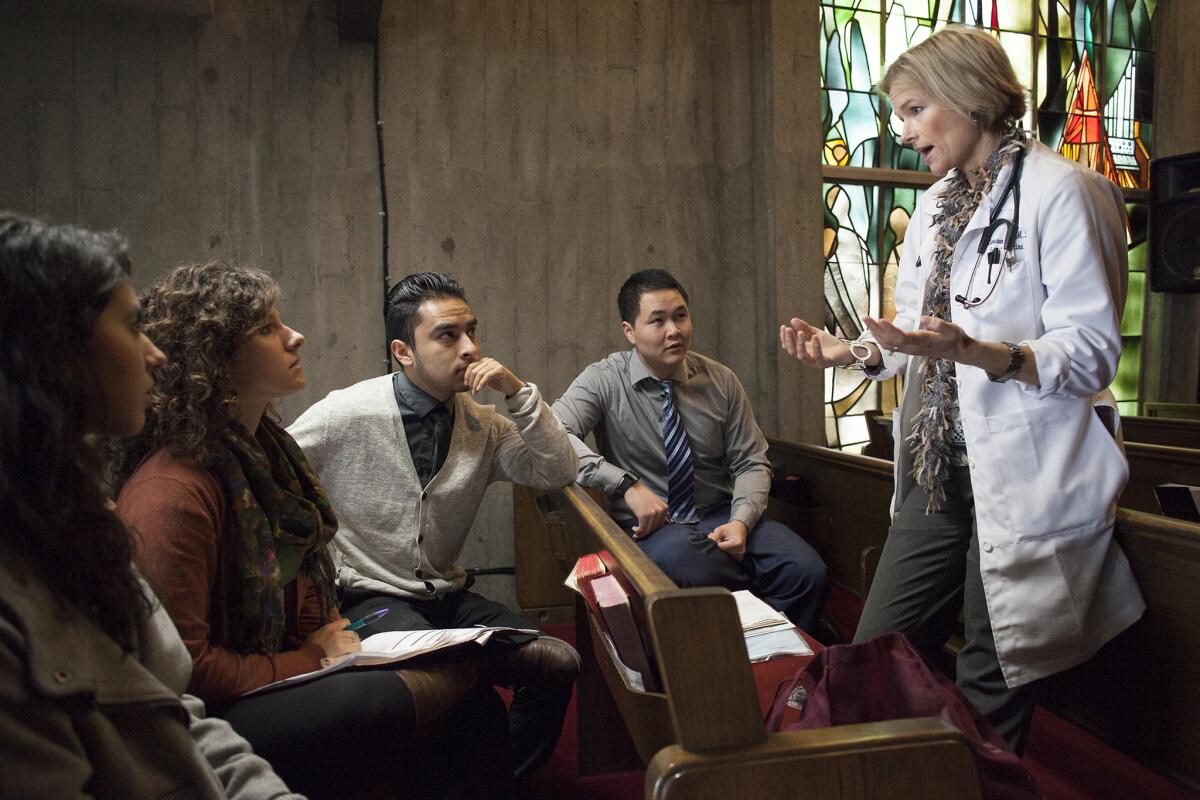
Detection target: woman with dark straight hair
<box><xmin>0</xmin><ymin>212</ymin><xmax>301</xmax><ymax>799</ymax></box>
<box><xmin>115</xmin><ymin>261</ymin><xmax>513</xmax><ymax>800</ymax></box>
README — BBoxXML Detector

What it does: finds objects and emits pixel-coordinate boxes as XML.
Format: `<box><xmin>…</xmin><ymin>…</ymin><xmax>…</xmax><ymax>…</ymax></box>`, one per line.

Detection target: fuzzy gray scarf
<box><xmin>907</xmin><ymin>130</ymin><xmax>1027</xmax><ymax>512</ymax></box>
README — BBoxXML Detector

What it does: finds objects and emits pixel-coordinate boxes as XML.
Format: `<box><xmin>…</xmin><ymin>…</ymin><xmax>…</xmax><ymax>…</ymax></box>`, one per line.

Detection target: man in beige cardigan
<box><xmin>289</xmin><ymin>272</ymin><xmax>579</xmax><ymax>782</ymax></box>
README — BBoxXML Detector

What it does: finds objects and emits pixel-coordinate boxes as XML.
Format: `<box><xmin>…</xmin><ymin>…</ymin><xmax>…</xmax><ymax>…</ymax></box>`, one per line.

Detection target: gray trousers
<box><xmin>854</xmin><ymin>465</ymin><xmax>1037</xmax><ymax>753</ymax></box>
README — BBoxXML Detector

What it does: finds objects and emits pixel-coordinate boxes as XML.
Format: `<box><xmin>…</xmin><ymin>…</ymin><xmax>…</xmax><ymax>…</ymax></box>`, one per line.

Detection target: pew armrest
<box><xmin>646</xmin><ymin>718</ymin><xmax>984</xmax><ymax>800</ymax></box>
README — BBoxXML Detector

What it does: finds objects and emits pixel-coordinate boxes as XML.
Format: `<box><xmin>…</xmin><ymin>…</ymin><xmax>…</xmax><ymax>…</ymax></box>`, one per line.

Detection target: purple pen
<box><xmin>346</xmin><ymin>607</ymin><xmax>390</xmax><ymax>632</ymax></box>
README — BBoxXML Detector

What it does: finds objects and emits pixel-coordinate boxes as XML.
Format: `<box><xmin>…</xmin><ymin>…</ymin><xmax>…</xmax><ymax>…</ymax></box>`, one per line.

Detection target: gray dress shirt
<box><xmin>552</xmin><ymin>349</ymin><xmax>772</xmax><ymax>530</ymax></box>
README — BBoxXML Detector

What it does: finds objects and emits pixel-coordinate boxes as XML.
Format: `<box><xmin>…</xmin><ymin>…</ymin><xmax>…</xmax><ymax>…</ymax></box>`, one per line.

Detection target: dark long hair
<box><xmin>0</xmin><ymin>212</ymin><xmax>148</xmax><ymax>651</ymax></box>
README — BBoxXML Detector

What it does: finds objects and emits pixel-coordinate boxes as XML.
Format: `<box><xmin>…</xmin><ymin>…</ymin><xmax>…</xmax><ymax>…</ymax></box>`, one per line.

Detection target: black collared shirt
<box><xmin>392</xmin><ymin>370</ymin><xmax>454</xmax><ymax>488</ymax></box>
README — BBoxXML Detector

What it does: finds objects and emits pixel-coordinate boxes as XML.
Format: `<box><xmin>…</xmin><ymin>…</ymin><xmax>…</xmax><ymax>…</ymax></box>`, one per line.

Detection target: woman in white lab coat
<box><xmin>780</xmin><ymin>26</ymin><xmax>1144</xmax><ymax>751</ymax></box>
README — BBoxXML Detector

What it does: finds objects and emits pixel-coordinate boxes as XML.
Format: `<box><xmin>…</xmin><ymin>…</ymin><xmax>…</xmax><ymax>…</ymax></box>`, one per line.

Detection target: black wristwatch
<box><xmin>612</xmin><ymin>471</ymin><xmax>640</xmax><ymax>498</ymax></box>
<box><xmin>987</xmin><ymin>341</ymin><xmax>1025</xmax><ymax>383</ymax></box>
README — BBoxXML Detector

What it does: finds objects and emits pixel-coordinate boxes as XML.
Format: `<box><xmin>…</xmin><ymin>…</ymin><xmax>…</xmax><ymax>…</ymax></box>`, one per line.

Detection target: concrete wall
<box><xmin>378</xmin><ymin>0</ymin><xmax>824</xmax><ymax>603</ymax></box>
<box><xmin>8</xmin><ymin>0</ymin><xmax>1192</xmax><ymax>612</ymax></box>
<box><xmin>0</xmin><ymin>0</ymin><xmax>827</xmax><ymax>609</ymax></box>
<box><xmin>756</xmin><ymin>0</ymin><xmax>825</xmax><ymax>446</ymax></box>
<box><xmin>0</xmin><ymin>0</ymin><xmax>384</xmax><ymax>423</ymax></box>
<box><xmin>381</xmin><ymin>0</ymin><xmax>790</xmax><ymax>417</ymax></box>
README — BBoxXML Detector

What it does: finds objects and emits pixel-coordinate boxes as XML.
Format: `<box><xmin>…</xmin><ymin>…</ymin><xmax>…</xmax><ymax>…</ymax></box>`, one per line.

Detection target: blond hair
<box><xmin>880</xmin><ymin>26</ymin><xmax>1026</xmax><ymax>132</ymax></box>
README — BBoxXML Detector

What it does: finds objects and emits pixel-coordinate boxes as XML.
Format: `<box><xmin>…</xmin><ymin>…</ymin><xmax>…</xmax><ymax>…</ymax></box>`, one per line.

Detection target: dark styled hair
<box><xmin>0</xmin><ymin>212</ymin><xmax>148</xmax><ymax>651</ymax></box>
<box><xmin>115</xmin><ymin>262</ymin><xmax>280</xmax><ymax>481</ymax></box>
<box><xmin>384</xmin><ymin>271</ymin><xmax>467</xmax><ymax>347</ymax></box>
<box><xmin>617</xmin><ymin>269</ymin><xmax>690</xmax><ymax>325</ymax></box>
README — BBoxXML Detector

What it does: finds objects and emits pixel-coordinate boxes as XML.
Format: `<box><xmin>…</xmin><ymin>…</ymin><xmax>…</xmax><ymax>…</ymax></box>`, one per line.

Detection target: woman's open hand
<box><xmin>862</xmin><ymin>315</ymin><xmax>973</xmax><ymax>362</ymax></box>
<box><xmin>779</xmin><ymin>318</ymin><xmax>854</xmax><ymax>368</ymax></box>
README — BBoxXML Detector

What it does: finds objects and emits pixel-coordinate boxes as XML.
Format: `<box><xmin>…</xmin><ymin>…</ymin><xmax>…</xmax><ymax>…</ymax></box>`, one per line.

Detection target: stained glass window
<box><xmin>1037</xmin><ymin>0</ymin><xmax>1155</xmax><ymax>189</ymax></box>
<box><xmin>821</xmin><ymin>181</ymin><xmax>920</xmax><ymax>449</ymax></box>
<box><xmin>1113</xmin><ymin>201</ymin><xmax>1149</xmax><ymax>416</ymax></box>
<box><xmin>1102</xmin><ymin>1</ymin><xmax>1155</xmax><ymax>190</ymax></box>
<box><xmin>821</xmin><ymin>6</ymin><xmax>883</xmax><ymax>169</ymax></box>
<box><xmin>818</xmin><ymin>0</ymin><xmax>1154</xmax><ymax>451</ymax></box>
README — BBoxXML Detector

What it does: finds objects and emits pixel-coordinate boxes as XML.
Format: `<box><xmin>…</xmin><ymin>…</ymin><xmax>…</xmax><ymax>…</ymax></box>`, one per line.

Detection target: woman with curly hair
<box><xmin>0</xmin><ymin>213</ymin><xmax>300</xmax><ymax>798</ymax></box>
<box><xmin>116</xmin><ymin>262</ymin><xmax>513</xmax><ymax>800</ymax></box>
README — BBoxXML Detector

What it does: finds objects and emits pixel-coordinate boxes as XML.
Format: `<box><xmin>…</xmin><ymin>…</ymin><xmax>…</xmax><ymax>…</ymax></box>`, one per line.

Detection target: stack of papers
<box><xmin>244</xmin><ymin>626</ymin><xmax>537</xmax><ymax>696</ymax></box>
<box><xmin>732</xmin><ymin>590</ymin><xmax>813</xmax><ymax>662</ymax></box>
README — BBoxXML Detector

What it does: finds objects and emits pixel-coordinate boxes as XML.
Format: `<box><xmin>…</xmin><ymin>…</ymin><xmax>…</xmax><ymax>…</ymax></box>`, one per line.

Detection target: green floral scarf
<box><xmin>217</xmin><ymin>416</ymin><xmax>339</xmax><ymax>655</ymax></box>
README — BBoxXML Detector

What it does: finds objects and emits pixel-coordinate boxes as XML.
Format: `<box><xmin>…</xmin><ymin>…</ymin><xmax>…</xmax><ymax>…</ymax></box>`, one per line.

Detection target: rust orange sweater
<box><xmin>118</xmin><ymin>448</ymin><xmax>337</xmax><ymax>704</ymax></box>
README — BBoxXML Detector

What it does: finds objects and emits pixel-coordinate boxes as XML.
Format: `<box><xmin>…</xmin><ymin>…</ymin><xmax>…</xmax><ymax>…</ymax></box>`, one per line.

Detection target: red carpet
<box><xmin>524</xmin><ymin>673</ymin><xmax>643</xmax><ymax>800</ymax></box>
<box><xmin>1022</xmin><ymin>707</ymin><xmax>1193</xmax><ymax>800</ymax></box>
<box><xmin>518</xmin><ymin>620</ymin><xmax>1194</xmax><ymax>800</ymax></box>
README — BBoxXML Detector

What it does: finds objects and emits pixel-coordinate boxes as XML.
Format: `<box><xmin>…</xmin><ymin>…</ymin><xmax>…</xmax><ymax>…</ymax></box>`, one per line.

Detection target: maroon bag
<box><xmin>766</xmin><ymin>633</ymin><xmax>1040</xmax><ymax>800</ymax></box>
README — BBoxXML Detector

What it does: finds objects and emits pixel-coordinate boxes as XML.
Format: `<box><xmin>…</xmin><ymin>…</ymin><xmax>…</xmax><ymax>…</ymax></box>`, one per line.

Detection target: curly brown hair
<box><xmin>115</xmin><ymin>262</ymin><xmax>280</xmax><ymax>483</ymax></box>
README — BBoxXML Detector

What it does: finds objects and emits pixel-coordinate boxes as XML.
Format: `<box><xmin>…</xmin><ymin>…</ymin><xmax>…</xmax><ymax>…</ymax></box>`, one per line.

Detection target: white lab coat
<box><xmin>866</xmin><ymin>140</ymin><xmax>1146</xmax><ymax>688</ymax></box>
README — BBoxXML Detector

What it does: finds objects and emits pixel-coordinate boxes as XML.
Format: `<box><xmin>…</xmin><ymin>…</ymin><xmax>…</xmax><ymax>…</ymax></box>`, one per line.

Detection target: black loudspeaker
<box><xmin>1148</xmin><ymin>151</ymin><xmax>1200</xmax><ymax>293</ymax></box>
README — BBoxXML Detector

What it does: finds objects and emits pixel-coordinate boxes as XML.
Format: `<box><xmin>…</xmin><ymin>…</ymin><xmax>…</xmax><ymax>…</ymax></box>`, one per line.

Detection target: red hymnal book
<box><xmin>585</xmin><ymin>573</ymin><xmax>659</xmax><ymax>692</ymax></box>
<box><xmin>567</xmin><ymin>551</ymin><xmax>609</xmax><ymax>591</ymax></box>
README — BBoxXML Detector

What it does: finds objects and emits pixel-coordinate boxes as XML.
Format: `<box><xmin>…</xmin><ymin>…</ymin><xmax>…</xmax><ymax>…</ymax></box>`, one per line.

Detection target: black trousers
<box><xmin>853</xmin><ymin>465</ymin><xmax>1038</xmax><ymax>753</ymax></box>
<box><xmin>216</xmin><ymin>668</ymin><xmax>512</xmax><ymax>799</ymax></box>
<box><xmin>341</xmin><ymin>586</ymin><xmax>578</xmax><ymax>781</ymax></box>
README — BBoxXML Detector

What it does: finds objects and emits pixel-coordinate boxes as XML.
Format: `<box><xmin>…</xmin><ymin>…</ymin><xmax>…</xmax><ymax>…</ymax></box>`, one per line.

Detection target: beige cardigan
<box><xmin>289</xmin><ymin>375</ymin><xmax>577</xmax><ymax>599</ymax></box>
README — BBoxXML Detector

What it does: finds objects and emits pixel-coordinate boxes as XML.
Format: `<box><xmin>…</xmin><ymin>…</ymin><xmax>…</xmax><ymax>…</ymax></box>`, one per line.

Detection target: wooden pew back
<box><xmin>1121</xmin><ymin>441</ymin><xmax>1200</xmax><ymax>515</ymax></box>
<box><xmin>1041</xmin><ymin>509</ymin><xmax>1200</xmax><ymax>789</ymax></box>
<box><xmin>519</xmin><ymin>483</ymin><xmax>985</xmax><ymax>799</ymax></box>
<box><xmin>529</xmin><ymin>486</ymin><xmax>674</xmax><ymax>770</ymax></box>
<box><xmin>766</xmin><ymin>439</ymin><xmax>893</xmax><ymax>598</ymax></box>
<box><xmin>1121</xmin><ymin>415</ymin><xmax>1200</xmax><ymax>450</ymax></box>
<box><xmin>533</xmin><ymin>485</ymin><xmax>767</xmax><ymax>763</ymax></box>
<box><xmin>1143</xmin><ymin>402</ymin><xmax>1200</xmax><ymax>421</ymax></box>
<box><xmin>648</xmin><ymin>719</ymin><xmax>984</xmax><ymax>800</ymax></box>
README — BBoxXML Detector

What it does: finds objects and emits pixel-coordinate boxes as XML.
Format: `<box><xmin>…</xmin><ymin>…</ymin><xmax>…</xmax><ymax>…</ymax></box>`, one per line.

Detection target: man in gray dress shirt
<box><xmin>552</xmin><ymin>269</ymin><xmax>828</xmax><ymax>632</ymax></box>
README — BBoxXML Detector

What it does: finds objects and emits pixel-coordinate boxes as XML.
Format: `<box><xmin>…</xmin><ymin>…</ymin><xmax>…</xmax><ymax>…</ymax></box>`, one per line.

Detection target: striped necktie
<box><xmin>660</xmin><ymin>379</ymin><xmax>697</xmax><ymax>523</ymax></box>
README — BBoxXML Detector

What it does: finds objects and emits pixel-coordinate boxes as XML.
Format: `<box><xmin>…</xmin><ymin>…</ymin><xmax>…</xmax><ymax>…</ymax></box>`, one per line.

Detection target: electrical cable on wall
<box><xmin>369</xmin><ymin>33</ymin><xmax>514</xmax><ymax>586</ymax></box>
<box><xmin>373</xmin><ymin>37</ymin><xmax>391</xmax><ymax>374</ymax></box>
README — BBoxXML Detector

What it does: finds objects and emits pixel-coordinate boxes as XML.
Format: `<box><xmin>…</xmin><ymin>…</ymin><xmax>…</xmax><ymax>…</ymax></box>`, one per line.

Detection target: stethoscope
<box><xmin>954</xmin><ymin>144</ymin><xmax>1027</xmax><ymax>310</ymax></box>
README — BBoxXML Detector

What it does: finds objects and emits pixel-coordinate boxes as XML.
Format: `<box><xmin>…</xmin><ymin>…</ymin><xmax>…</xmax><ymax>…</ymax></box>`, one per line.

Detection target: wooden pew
<box><xmin>1144</xmin><ymin>402</ymin><xmax>1200</xmax><ymax>421</ymax></box>
<box><xmin>765</xmin><ymin>440</ymin><xmax>893</xmax><ymax>599</ymax></box>
<box><xmin>1041</xmin><ymin>509</ymin><xmax>1200</xmax><ymax>790</ymax></box>
<box><xmin>526</xmin><ymin>483</ymin><xmax>986</xmax><ymax>799</ymax></box>
<box><xmin>1121</xmin><ymin>440</ymin><xmax>1200</xmax><ymax>515</ymax></box>
<box><xmin>860</xmin><ymin>409</ymin><xmax>894</xmax><ymax>460</ymax></box>
<box><xmin>1121</xmin><ymin>415</ymin><xmax>1200</xmax><ymax>450</ymax></box>
<box><xmin>841</xmin><ymin>413</ymin><xmax>1200</xmax><ymax>459</ymax></box>
<box><xmin>765</xmin><ymin>438</ymin><xmax>1200</xmax><ymax>792</ymax></box>
<box><xmin>765</xmin><ymin>431</ymin><xmax>1200</xmax><ymax>522</ymax></box>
